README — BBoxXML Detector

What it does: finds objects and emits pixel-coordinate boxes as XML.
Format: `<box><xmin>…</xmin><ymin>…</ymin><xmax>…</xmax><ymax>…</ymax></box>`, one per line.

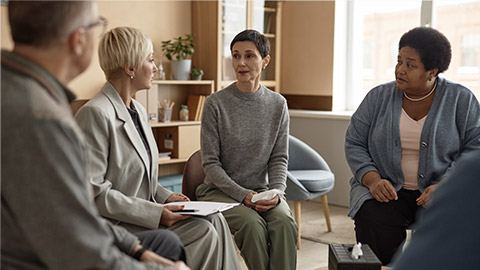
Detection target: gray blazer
<box><xmin>76</xmin><ymin>82</ymin><xmax>172</xmax><ymax>231</ymax></box>
<box><xmin>2</xmin><ymin>50</ymin><xmax>168</xmax><ymax>270</ymax></box>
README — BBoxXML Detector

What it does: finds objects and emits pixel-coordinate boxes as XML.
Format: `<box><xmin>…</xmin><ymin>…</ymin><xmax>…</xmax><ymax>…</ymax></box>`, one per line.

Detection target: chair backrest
<box><xmin>182</xmin><ymin>150</ymin><xmax>206</xmax><ymax>200</ymax></box>
<box><xmin>288</xmin><ymin>135</ymin><xmax>331</xmax><ymax>171</ymax></box>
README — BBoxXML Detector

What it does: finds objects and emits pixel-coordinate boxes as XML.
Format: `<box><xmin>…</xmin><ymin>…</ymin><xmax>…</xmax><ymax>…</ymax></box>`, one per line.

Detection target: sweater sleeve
<box><xmin>439</xmin><ymin>90</ymin><xmax>480</xmax><ymax>181</ymax></box>
<box><xmin>345</xmin><ymin>91</ymin><xmax>380</xmax><ymax>184</ymax></box>
<box><xmin>201</xmin><ymin>97</ymin><xmax>252</xmax><ymax>202</ymax></box>
<box><xmin>106</xmin><ymin>221</ymin><xmax>140</xmax><ymax>255</ymax></box>
<box><xmin>267</xmin><ymin>101</ymin><xmax>289</xmax><ymax>191</ymax></box>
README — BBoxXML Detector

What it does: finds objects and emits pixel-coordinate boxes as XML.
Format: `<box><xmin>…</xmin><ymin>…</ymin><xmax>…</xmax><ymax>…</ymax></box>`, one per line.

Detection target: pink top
<box><xmin>400</xmin><ymin>109</ymin><xmax>426</xmax><ymax>190</ymax></box>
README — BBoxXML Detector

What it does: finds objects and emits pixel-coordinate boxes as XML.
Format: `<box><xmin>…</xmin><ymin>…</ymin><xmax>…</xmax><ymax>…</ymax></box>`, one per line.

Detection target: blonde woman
<box><xmin>76</xmin><ymin>26</ymin><xmax>240</xmax><ymax>270</ymax></box>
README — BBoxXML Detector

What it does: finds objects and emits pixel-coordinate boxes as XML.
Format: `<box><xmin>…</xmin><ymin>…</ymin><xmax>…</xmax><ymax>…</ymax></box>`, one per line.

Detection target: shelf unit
<box><xmin>136</xmin><ymin>80</ymin><xmax>214</xmax><ymax>177</ymax></box>
<box><xmin>192</xmin><ymin>0</ymin><xmax>283</xmax><ymax>92</ymax></box>
<box><xmin>137</xmin><ymin>80</ymin><xmax>214</xmax><ymax>124</ymax></box>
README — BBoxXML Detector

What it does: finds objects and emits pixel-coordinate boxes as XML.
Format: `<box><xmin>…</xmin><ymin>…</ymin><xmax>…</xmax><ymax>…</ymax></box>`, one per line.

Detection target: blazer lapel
<box><xmin>133</xmin><ymin>99</ymin><xmax>159</xmax><ymax>197</ymax></box>
<box><xmin>101</xmin><ymin>83</ymin><xmax>151</xmax><ymax>180</ymax></box>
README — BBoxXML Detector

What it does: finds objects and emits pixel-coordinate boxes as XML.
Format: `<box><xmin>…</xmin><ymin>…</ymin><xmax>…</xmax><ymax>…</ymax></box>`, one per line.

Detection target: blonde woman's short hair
<box><xmin>98</xmin><ymin>26</ymin><xmax>153</xmax><ymax>78</ymax></box>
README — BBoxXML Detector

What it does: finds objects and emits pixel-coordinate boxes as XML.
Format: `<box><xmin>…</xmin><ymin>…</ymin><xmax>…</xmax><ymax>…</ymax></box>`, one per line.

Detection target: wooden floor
<box><xmin>238</xmin><ymin>200</ymin><xmax>333</xmax><ymax>270</ymax></box>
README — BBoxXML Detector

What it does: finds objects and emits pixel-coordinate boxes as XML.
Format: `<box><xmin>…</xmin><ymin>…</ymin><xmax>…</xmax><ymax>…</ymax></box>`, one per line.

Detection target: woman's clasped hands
<box><xmin>243</xmin><ymin>191</ymin><xmax>279</xmax><ymax>213</ymax></box>
<box><xmin>363</xmin><ymin>171</ymin><xmax>439</xmax><ymax>207</ymax></box>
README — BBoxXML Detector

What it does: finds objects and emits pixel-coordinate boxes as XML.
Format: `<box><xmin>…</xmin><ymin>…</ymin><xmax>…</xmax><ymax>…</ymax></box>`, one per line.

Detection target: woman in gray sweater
<box><xmin>197</xmin><ymin>30</ymin><xmax>297</xmax><ymax>270</ymax></box>
<box><xmin>345</xmin><ymin>27</ymin><xmax>480</xmax><ymax>266</ymax></box>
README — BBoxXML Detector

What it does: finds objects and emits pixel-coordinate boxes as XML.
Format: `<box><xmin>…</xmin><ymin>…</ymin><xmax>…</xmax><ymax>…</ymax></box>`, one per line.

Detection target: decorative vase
<box><xmin>179</xmin><ymin>105</ymin><xmax>189</xmax><ymax>121</ymax></box>
<box><xmin>170</xmin><ymin>59</ymin><xmax>192</xmax><ymax>80</ymax></box>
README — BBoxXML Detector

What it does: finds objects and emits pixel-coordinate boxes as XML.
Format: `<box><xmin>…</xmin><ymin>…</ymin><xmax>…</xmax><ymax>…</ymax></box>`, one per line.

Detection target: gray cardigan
<box><xmin>345</xmin><ymin>77</ymin><xmax>480</xmax><ymax>218</ymax></box>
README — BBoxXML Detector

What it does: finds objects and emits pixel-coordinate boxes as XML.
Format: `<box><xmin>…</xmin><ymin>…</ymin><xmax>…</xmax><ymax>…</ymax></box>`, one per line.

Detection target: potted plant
<box><xmin>161</xmin><ymin>34</ymin><xmax>194</xmax><ymax>80</ymax></box>
<box><xmin>190</xmin><ymin>67</ymin><xmax>204</xmax><ymax>80</ymax></box>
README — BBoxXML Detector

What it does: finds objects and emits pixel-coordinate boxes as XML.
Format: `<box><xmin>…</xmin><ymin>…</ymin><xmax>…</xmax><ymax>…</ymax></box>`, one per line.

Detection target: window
<box><xmin>435</xmin><ymin>0</ymin><xmax>480</xmax><ymax>97</ymax></box>
<box><xmin>461</xmin><ymin>34</ymin><xmax>479</xmax><ymax>68</ymax></box>
<box><xmin>334</xmin><ymin>0</ymin><xmax>421</xmax><ymax>111</ymax></box>
<box><xmin>334</xmin><ymin>0</ymin><xmax>480</xmax><ymax>111</ymax></box>
<box><xmin>363</xmin><ymin>41</ymin><xmax>372</xmax><ymax>70</ymax></box>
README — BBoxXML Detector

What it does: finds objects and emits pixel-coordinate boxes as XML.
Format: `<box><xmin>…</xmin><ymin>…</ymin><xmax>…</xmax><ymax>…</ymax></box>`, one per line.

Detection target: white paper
<box><xmin>166</xmin><ymin>201</ymin><xmax>240</xmax><ymax>216</ymax></box>
<box><xmin>251</xmin><ymin>189</ymin><xmax>285</xmax><ymax>203</ymax></box>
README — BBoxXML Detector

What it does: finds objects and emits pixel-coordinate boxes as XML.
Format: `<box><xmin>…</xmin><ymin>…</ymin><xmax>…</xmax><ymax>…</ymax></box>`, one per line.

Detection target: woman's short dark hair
<box><xmin>230</xmin><ymin>29</ymin><xmax>270</xmax><ymax>59</ymax></box>
<box><xmin>399</xmin><ymin>27</ymin><xmax>451</xmax><ymax>74</ymax></box>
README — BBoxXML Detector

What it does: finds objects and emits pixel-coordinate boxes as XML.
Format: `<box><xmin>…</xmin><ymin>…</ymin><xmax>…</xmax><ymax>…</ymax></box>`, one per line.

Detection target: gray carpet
<box><xmin>299</xmin><ymin>202</ymin><xmax>356</xmax><ymax>245</ymax></box>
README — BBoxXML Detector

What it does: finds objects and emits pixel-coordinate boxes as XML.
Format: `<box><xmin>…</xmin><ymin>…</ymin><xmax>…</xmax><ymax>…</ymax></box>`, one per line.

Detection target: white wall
<box><xmin>289</xmin><ymin>111</ymin><xmax>352</xmax><ymax>207</ymax></box>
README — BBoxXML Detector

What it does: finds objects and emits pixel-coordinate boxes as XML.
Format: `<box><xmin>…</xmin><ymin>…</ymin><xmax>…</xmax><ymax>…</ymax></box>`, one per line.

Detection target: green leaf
<box><xmin>161</xmin><ymin>34</ymin><xmax>195</xmax><ymax>61</ymax></box>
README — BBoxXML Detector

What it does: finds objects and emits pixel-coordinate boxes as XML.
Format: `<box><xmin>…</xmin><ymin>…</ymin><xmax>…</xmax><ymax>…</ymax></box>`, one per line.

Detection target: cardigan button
<box><xmin>421</xmin><ymin>141</ymin><xmax>427</xmax><ymax>147</ymax></box>
<box><xmin>418</xmin><ymin>174</ymin><xmax>425</xmax><ymax>179</ymax></box>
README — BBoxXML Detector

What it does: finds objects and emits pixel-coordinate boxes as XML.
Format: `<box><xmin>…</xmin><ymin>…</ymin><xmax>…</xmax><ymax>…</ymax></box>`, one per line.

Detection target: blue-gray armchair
<box><xmin>286</xmin><ymin>135</ymin><xmax>335</xmax><ymax>249</ymax></box>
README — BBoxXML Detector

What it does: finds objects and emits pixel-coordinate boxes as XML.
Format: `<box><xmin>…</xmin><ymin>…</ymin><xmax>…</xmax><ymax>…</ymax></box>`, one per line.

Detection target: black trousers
<box><xmin>354</xmin><ymin>189</ymin><xmax>422</xmax><ymax>266</ymax></box>
<box><xmin>135</xmin><ymin>229</ymin><xmax>187</xmax><ymax>263</ymax></box>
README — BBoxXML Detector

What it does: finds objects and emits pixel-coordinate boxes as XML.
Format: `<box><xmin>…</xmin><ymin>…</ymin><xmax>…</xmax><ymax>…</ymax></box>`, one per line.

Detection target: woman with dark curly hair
<box><xmin>345</xmin><ymin>27</ymin><xmax>480</xmax><ymax>265</ymax></box>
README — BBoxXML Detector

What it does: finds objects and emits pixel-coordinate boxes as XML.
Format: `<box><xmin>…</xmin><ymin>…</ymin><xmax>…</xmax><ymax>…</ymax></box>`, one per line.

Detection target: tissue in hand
<box><xmin>351</xmin><ymin>242</ymin><xmax>363</xmax><ymax>259</ymax></box>
<box><xmin>251</xmin><ymin>189</ymin><xmax>284</xmax><ymax>202</ymax></box>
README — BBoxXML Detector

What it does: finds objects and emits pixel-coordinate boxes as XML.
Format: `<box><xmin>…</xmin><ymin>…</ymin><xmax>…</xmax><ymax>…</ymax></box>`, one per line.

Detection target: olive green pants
<box><xmin>196</xmin><ymin>184</ymin><xmax>298</xmax><ymax>270</ymax></box>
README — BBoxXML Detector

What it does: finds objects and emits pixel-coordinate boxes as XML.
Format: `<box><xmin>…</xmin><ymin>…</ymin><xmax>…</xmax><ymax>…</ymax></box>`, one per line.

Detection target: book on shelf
<box><xmin>158</xmin><ymin>151</ymin><xmax>171</xmax><ymax>160</ymax></box>
<box><xmin>264</xmin><ymin>12</ymin><xmax>274</xmax><ymax>34</ymax></box>
<box><xmin>187</xmin><ymin>94</ymin><xmax>207</xmax><ymax>121</ymax></box>
<box><xmin>196</xmin><ymin>95</ymin><xmax>206</xmax><ymax>121</ymax></box>
<box><xmin>187</xmin><ymin>95</ymin><xmax>202</xmax><ymax>121</ymax></box>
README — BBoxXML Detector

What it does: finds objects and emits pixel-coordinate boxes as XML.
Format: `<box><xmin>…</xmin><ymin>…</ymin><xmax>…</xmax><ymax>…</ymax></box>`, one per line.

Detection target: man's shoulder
<box><xmin>2</xmin><ymin>66</ymin><xmax>68</xmax><ymax>121</ymax></box>
<box><xmin>2</xmin><ymin>63</ymin><xmax>85</xmax><ymax>151</ymax></box>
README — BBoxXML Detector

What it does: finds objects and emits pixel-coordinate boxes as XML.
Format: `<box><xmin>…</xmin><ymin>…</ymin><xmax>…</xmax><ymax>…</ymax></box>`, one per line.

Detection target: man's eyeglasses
<box><xmin>83</xmin><ymin>16</ymin><xmax>108</xmax><ymax>37</ymax></box>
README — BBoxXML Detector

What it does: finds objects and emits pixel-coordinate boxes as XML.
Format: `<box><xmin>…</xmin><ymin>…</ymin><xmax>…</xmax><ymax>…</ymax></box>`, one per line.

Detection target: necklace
<box><xmin>403</xmin><ymin>80</ymin><xmax>437</xmax><ymax>102</ymax></box>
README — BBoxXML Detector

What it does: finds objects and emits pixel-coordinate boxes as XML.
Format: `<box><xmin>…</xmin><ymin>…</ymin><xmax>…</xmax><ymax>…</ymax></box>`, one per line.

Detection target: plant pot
<box><xmin>170</xmin><ymin>59</ymin><xmax>192</xmax><ymax>80</ymax></box>
<box><xmin>190</xmin><ymin>74</ymin><xmax>203</xmax><ymax>80</ymax></box>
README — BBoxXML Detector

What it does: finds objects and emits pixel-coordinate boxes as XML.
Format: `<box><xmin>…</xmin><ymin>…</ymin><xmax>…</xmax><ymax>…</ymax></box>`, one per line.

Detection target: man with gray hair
<box><xmin>1</xmin><ymin>2</ymin><xmax>188</xmax><ymax>269</ymax></box>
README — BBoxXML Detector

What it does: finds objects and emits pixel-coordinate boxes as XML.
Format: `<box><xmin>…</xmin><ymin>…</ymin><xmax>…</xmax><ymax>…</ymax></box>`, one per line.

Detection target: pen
<box><xmin>172</xmin><ymin>209</ymin><xmax>199</xmax><ymax>213</ymax></box>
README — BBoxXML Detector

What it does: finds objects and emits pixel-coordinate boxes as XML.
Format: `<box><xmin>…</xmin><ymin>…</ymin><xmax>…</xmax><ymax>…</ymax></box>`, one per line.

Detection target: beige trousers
<box><xmin>163</xmin><ymin>213</ymin><xmax>241</xmax><ymax>270</ymax></box>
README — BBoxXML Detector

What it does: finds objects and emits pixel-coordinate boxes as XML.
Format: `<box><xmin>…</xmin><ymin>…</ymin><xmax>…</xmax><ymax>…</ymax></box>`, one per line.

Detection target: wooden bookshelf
<box><xmin>192</xmin><ymin>1</ymin><xmax>283</xmax><ymax>92</ymax></box>
<box><xmin>136</xmin><ymin>80</ymin><xmax>214</xmax><ymax>176</ymax></box>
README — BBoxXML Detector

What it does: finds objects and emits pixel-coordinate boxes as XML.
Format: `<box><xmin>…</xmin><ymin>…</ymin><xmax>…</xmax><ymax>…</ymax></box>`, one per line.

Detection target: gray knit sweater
<box><xmin>201</xmin><ymin>83</ymin><xmax>290</xmax><ymax>202</ymax></box>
